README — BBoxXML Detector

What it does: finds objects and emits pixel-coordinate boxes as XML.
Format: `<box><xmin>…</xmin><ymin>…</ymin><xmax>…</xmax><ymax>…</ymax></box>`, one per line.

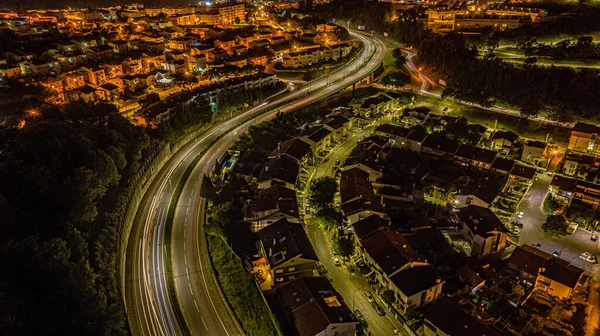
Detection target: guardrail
<box><xmin>119</xmin><ymin>31</ymin><xmax>383</xmax><ymax>335</ymax></box>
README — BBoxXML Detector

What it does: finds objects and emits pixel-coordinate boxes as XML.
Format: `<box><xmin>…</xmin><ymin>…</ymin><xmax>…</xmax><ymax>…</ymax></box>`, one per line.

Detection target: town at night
<box><xmin>1</xmin><ymin>0</ymin><xmax>600</xmax><ymax>335</ymax></box>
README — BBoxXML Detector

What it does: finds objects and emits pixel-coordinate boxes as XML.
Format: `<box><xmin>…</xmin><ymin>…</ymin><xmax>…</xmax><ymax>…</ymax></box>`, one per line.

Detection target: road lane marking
<box><xmin>189</xmin><ymin>283</ymin><xmax>194</xmax><ymax>295</ymax></box>
<box><xmin>194</xmin><ymin>299</ymin><xmax>200</xmax><ymax>313</ymax></box>
<box><xmin>201</xmin><ymin>316</ymin><xmax>208</xmax><ymax>330</ymax></box>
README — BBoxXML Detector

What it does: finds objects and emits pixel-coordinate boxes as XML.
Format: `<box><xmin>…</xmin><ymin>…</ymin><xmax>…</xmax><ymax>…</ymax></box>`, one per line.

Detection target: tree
<box><xmin>307</xmin><ymin>177</ymin><xmax>337</xmax><ymax>212</ymax></box>
<box><xmin>524</xmin><ymin>57</ymin><xmax>537</xmax><ymax>66</ymax></box>
<box><xmin>542</xmin><ymin>214</ymin><xmax>569</xmax><ymax>237</ymax></box>
<box><xmin>394</xmin><ymin>54</ymin><xmax>407</xmax><ymax>69</ymax></box>
<box><xmin>333</xmin><ymin>233</ymin><xmax>355</xmax><ymax>258</ymax></box>
<box><xmin>543</xmin><ymin>194</ymin><xmax>559</xmax><ymax>214</ymax></box>
<box><xmin>382</xmin><ymin>290</ymin><xmax>396</xmax><ymax>305</ymax></box>
<box><xmin>200</xmin><ymin>174</ymin><xmax>217</xmax><ymax>201</ymax></box>
<box><xmin>520</xmin><ymin>99</ymin><xmax>540</xmax><ymax>119</ymax></box>
<box><xmin>315</xmin><ymin>208</ymin><xmax>343</xmax><ymax>230</ymax></box>
<box><xmin>547</xmin><ymin>109</ymin><xmax>573</xmax><ymax>124</ymax></box>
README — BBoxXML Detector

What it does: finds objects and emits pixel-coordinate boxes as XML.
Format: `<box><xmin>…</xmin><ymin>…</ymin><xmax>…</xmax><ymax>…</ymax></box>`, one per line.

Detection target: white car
<box><xmin>394</xmin><ymin>329</ymin><xmax>402</xmax><ymax>336</ymax></box>
<box><xmin>517</xmin><ymin>212</ymin><xmax>524</xmax><ymax>219</ymax></box>
<box><xmin>580</xmin><ymin>252</ymin><xmax>597</xmax><ymax>263</ymax></box>
<box><xmin>332</xmin><ymin>257</ymin><xmax>342</xmax><ymax>267</ymax></box>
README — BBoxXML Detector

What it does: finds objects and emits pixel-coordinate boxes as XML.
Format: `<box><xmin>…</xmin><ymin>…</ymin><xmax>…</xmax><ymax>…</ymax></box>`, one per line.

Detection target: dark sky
<box><xmin>2</xmin><ymin>0</ymin><xmax>193</xmax><ymax>10</ymax></box>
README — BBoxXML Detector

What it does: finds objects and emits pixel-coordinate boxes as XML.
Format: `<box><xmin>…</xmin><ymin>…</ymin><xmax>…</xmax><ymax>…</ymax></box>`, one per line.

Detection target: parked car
<box><xmin>371</xmin><ymin>301</ymin><xmax>386</xmax><ymax>316</ymax></box>
<box><xmin>580</xmin><ymin>252</ymin><xmax>597</xmax><ymax>263</ymax></box>
<box><xmin>553</xmin><ymin>251</ymin><xmax>560</xmax><ymax>257</ymax></box>
<box><xmin>332</xmin><ymin>257</ymin><xmax>342</xmax><ymax>267</ymax></box>
<box><xmin>394</xmin><ymin>329</ymin><xmax>402</xmax><ymax>336</ymax></box>
<box><xmin>517</xmin><ymin>212</ymin><xmax>524</xmax><ymax>219</ymax></box>
<box><xmin>354</xmin><ymin>309</ymin><xmax>363</xmax><ymax>319</ymax></box>
<box><xmin>513</xmin><ymin>221</ymin><xmax>523</xmax><ymax>228</ymax></box>
<box><xmin>535</xmin><ymin>243</ymin><xmax>541</xmax><ymax>249</ymax></box>
<box><xmin>592</xmin><ymin>234</ymin><xmax>598</xmax><ymax>242</ymax></box>
<box><xmin>364</xmin><ymin>290</ymin><xmax>375</xmax><ymax>302</ymax></box>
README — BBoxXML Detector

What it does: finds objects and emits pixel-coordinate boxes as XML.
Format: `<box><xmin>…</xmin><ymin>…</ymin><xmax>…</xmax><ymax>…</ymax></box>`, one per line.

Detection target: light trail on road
<box><xmin>126</xmin><ymin>31</ymin><xmax>387</xmax><ymax>336</ymax></box>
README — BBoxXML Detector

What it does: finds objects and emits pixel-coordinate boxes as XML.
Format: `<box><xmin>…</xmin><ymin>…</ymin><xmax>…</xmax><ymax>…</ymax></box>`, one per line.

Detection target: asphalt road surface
<box><xmin>125</xmin><ymin>31</ymin><xmax>387</xmax><ymax>336</ymax></box>
<box><xmin>301</xmin><ymin>115</ymin><xmax>406</xmax><ymax>335</ymax></box>
<box><xmin>517</xmin><ymin>174</ymin><xmax>600</xmax><ymax>277</ymax></box>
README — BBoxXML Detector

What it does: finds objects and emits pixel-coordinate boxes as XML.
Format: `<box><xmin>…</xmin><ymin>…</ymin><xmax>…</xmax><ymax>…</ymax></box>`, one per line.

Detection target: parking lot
<box><xmin>517</xmin><ymin>174</ymin><xmax>600</xmax><ymax>278</ymax></box>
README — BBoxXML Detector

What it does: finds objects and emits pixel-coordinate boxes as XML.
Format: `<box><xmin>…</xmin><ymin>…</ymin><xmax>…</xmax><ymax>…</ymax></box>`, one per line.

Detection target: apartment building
<box><xmin>569</xmin><ymin>122</ymin><xmax>600</xmax><ymax>157</ymax></box>
<box><xmin>457</xmin><ymin>205</ymin><xmax>508</xmax><ymax>258</ymax></box>
<box><xmin>282</xmin><ymin>44</ymin><xmax>352</xmax><ymax>68</ymax></box>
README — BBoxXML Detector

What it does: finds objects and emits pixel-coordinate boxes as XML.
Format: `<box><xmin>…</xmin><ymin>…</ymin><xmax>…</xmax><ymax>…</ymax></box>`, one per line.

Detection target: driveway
<box><xmin>517</xmin><ymin>174</ymin><xmax>600</xmax><ymax>278</ymax></box>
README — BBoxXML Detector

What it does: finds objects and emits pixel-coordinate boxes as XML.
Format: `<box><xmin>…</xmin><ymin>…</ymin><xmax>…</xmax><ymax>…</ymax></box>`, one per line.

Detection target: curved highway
<box><xmin>125</xmin><ymin>31</ymin><xmax>386</xmax><ymax>336</ymax></box>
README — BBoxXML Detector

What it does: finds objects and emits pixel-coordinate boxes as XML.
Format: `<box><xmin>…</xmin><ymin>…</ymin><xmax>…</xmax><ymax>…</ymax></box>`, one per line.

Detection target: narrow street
<box><xmin>300</xmin><ymin>115</ymin><xmax>405</xmax><ymax>335</ymax></box>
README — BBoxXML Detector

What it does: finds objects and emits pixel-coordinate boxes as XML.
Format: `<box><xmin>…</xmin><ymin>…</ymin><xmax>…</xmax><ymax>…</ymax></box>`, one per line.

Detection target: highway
<box><xmin>125</xmin><ymin>31</ymin><xmax>387</xmax><ymax>336</ymax></box>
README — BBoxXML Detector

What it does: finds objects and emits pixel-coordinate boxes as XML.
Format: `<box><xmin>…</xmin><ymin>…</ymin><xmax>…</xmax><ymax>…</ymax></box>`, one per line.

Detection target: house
<box><xmin>549</xmin><ymin>174</ymin><xmax>577</xmax><ymax>199</ymax></box>
<box><xmin>522</xmin><ymin>140</ymin><xmax>547</xmax><ymax>164</ymax></box>
<box><xmin>244</xmin><ymin>185</ymin><xmax>299</xmax><ymax>232</ymax></box>
<box><xmin>454</xmin><ymin>144</ymin><xmax>497</xmax><ymax>169</ymax></box>
<box><xmin>98</xmin><ymin>82</ymin><xmax>121</xmax><ymax>101</ymax></box>
<box><xmin>373</xmin><ymin>182</ymin><xmax>415</xmax><ymax>203</ymax></box>
<box><xmin>457</xmin><ymin>265</ymin><xmax>486</xmax><ymax>292</ymax></box>
<box><xmin>420</xmin><ymin>297</ymin><xmax>501</xmax><ymax>336</ymax></box>
<box><xmin>568</xmin><ymin>122</ymin><xmax>600</xmax><ymax>156</ymax></box>
<box><xmin>352</xmin><ymin>214</ymin><xmax>388</xmax><ymax>242</ymax></box>
<box><xmin>454</xmin><ymin>182</ymin><xmax>499</xmax><ymax>208</ymax></box>
<box><xmin>257</xmin><ymin>219</ymin><xmax>319</xmax><ymax>288</ymax></box>
<box><xmin>316</xmin><ymin>23</ymin><xmax>337</xmax><ymax>32</ymax></box>
<box><xmin>357</xmin><ymin>92</ymin><xmax>401</xmax><ymax>118</ymax></box>
<box><xmin>405</xmin><ymin>129</ymin><xmax>427</xmax><ymax>153</ymax></box>
<box><xmin>573</xmin><ymin>180</ymin><xmax>600</xmax><ymax>211</ymax></box>
<box><xmin>299</xmin><ymin>125</ymin><xmax>332</xmax><ymax>152</ymax></box>
<box><xmin>508</xmin><ymin>245</ymin><xmax>585</xmax><ymax>299</ymax></box>
<box><xmin>268</xmin><ymin>138</ymin><xmax>312</xmax><ymax>164</ymax></box>
<box><xmin>492</xmin><ymin>130</ymin><xmax>519</xmax><ymax>152</ymax></box>
<box><xmin>421</xmin><ymin>134</ymin><xmax>460</xmax><ymax>157</ymax></box>
<box><xmin>457</xmin><ymin>205</ymin><xmax>508</xmax><ymax>258</ymax></box>
<box><xmin>0</xmin><ymin>64</ymin><xmax>21</xmax><ymax>79</ymax></box>
<box><xmin>375</xmin><ymin>124</ymin><xmax>413</xmax><ymax>149</ymax></box>
<box><xmin>134</xmin><ymin>102</ymin><xmax>176</xmax><ymax>128</ymax></box>
<box><xmin>510</xmin><ymin>163</ymin><xmax>536</xmax><ymax>183</ymax></box>
<box><xmin>316</xmin><ymin>115</ymin><xmax>351</xmax><ymax>143</ymax></box>
<box><xmin>357</xmin><ymin>228</ymin><xmax>442</xmax><ymax>312</ymax></box>
<box><xmin>257</xmin><ymin>156</ymin><xmax>299</xmax><ymax>190</ymax></box>
<box><xmin>342</xmin><ymin>141</ymin><xmax>384</xmax><ymax>181</ymax></box>
<box><xmin>67</xmin><ymin>84</ymin><xmax>98</xmax><ymax>104</ymax></box>
<box><xmin>490</xmin><ymin>157</ymin><xmax>515</xmax><ymax>175</ymax></box>
<box><xmin>340</xmin><ymin>168</ymin><xmax>386</xmax><ymax>224</ymax></box>
<box><xmin>271</xmin><ymin>277</ymin><xmax>357</xmax><ymax>336</ymax></box>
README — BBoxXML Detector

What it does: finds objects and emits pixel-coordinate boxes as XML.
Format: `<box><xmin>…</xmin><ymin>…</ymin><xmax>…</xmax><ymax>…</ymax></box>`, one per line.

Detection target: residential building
<box><xmin>490</xmin><ymin>157</ymin><xmax>515</xmax><ymax>175</ymax></box>
<box><xmin>244</xmin><ymin>185</ymin><xmax>299</xmax><ymax>232</ymax></box>
<box><xmin>271</xmin><ymin>277</ymin><xmax>357</xmax><ymax>336</ymax></box>
<box><xmin>299</xmin><ymin>125</ymin><xmax>332</xmax><ymax>152</ymax></box>
<box><xmin>508</xmin><ymin>245</ymin><xmax>585</xmax><ymax>299</ymax></box>
<box><xmin>257</xmin><ymin>156</ymin><xmax>299</xmax><ymax>190</ymax></box>
<box><xmin>340</xmin><ymin>168</ymin><xmax>386</xmax><ymax>224</ymax></box>
<box><xmin>454</xmin><ymin>182</ymin><xmax>499</xmax><ymax>208</ymax></box>
<box><xmin>455</xmin><ymin>144</ymin><xmax>497</xmax><ymax>169</ymax></box>
<box><xmin>569</xmin><ymin>122</ymin><xmax>600</xmax><ymax>157</ymax></box>
<box><xmin>457</xmin><ymin>205</ymin><xmax>508</xmax><ymax>258</ymax></box>
<box><xmin>257</xmin><ymin>219</ymin><xmax>318</xmax><ymax>287</ymax></box>
<box><xmin>356</xmin><ymin>227</ymin><xmax>443</xmax><ymax>312</ymax></box>
<box><xmin>268</xmin><ymin>138</ymin><xmax>312</xmax><ymax>164</ymax></box>
<box><xmin>522</xmin><ymin>140</ymin><xmax>547</xmax><ymax>164</ymax></box>
<box><xmin>492</xmin><ymin>130</ymin><xmax>519</xmax><ymax>152</ymax></box>
<box><xmin>421</xmin><ymin>134</ymin><xmax>460</xmax><ymax>157</ymax></box>
<box><xmin>420</xmin><ymin>297</ymin><xmax>501</xmax><ymax>336</ymax></box>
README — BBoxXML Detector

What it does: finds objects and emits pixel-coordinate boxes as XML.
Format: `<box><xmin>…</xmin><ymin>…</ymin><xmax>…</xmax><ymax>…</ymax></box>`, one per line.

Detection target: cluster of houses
<box><xmin>549</xmin><ymin>122</ymin><xmax>600</xmax><ymax>213</ymax></box>
<box><xmin>0</xmin><ymin>3</ymin><xmax>353</xmax><ymax>124</ymax></box>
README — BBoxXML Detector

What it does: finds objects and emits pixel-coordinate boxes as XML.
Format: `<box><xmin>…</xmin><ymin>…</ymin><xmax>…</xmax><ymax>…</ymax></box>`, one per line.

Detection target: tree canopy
<box><xmin>0</xmin><ymin>102</ymin><xmax>153</xmax><ymax>334</ymax></box>
<box><xmin>541</xmin><ymin>214</ymin><xmax>569</xmax><ymax>237</ymax></box>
